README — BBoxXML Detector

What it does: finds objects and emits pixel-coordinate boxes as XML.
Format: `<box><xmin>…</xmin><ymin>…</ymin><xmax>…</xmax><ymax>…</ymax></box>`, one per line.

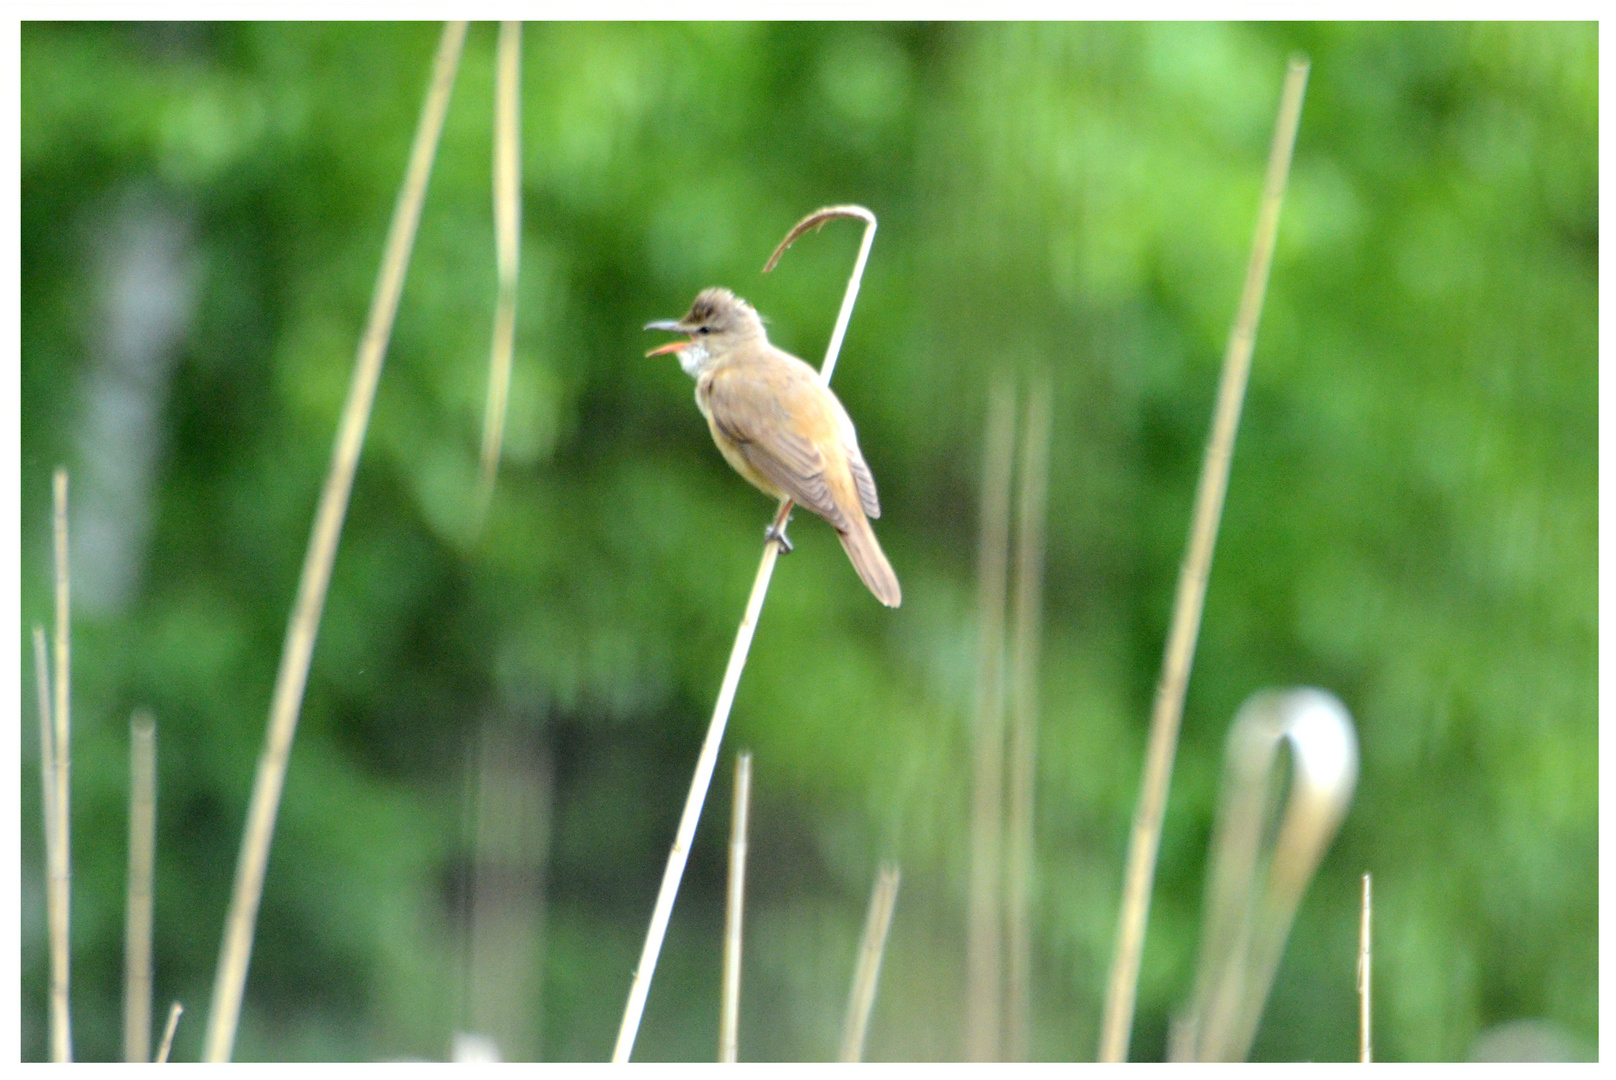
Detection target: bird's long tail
<box><xmin>839</xmin><ymin>516</ymin><xmax>902</xmax><ymax>608</ymax></box>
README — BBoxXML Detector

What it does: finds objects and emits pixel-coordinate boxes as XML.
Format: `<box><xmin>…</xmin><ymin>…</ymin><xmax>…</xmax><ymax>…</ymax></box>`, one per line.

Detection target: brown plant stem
<box><xmin>124</xmin><ymin>711</ymin><xmax>158</xmax><ymax>1062</ymax></box>
<box><xmin>966</xmin><ymin>383</ymin><xmax>1016</xmax><ymax>1061</ymax></box>
<box><xmin>1005</xmin><ymin>377</ymin><xmax>1052</xmax><ymax>1061</ymax></box>
<box><xmin>202</xmin><ymin>22</ymin><xmax>468</xmax><ymax>1062</ymax></box>
<box><xmin>49</xmin><ymin>469</ymin><xmax>73</xmax><ymax>1062</ymax></box>
<box><xmin>840</xmin><ymin>863</ymin><xmax>901</xmax><ymax>1062</ymax></box>
<box><xmin>1098</xmin><ymin>56</ymin><xmax>1310</xmax><ymax>1062</ymax></box>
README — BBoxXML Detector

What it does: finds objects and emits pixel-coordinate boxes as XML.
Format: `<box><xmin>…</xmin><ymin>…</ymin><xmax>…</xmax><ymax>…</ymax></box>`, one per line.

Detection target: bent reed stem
<box><xmin>612</xmin><ymin>206</ymin><xmax>878</xmax><ymax>1062</ymax></box>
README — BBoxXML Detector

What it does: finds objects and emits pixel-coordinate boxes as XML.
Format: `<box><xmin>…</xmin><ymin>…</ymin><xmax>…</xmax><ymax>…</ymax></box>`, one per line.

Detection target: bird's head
<box><xmin>645</xmin><ymin>287</ymin><xmax>766</xmax><ymax>376</ymax></box>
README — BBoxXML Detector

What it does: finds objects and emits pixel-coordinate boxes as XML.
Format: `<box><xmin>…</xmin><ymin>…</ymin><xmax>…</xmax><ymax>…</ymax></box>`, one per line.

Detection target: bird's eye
<box><xmin>697</xmin><ymin>326</ymin><xmax>710</xmax><ymax>335</ymax></box>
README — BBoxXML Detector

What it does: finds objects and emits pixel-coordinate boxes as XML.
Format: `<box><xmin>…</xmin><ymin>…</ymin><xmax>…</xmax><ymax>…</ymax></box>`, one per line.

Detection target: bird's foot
<box><xmin>765</xmin><ymin>517</ymin><xmax>794</xmax><ymax>554</ymax></box>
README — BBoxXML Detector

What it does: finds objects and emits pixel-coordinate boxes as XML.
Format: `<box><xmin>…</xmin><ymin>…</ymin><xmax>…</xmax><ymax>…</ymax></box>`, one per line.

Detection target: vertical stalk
<box><xmin>840</xmin><ymin>863</ymin><xmax>902</xmax><ymax>1062</ymax></box>
<box><xmin>124</xmin><ymin>711</ymin><xmax>158</xmax><ymax>1062</ymax></box>
<box><xmin>1359</xmin><ymin>873</ymin><xmax>1372</xmax><ymax>1063</ymax></box>
<box><xmin>203</xmin><ymin>23</ymin><xmax>468</xmax><ymax>1062</ymax></box>
<box><xmin>155</xmin><ymin>1002</ymin><xmax>184</xmax><ymax>1063</ymax></box>
<box><xmin>475</xmin><ymin>19</ymin><xmax>523</xmax><ymax>522</ymax></box>
<box><xmin>965</xmin><ymin>384</ymin><xmax>1015</xmax><ymax>1061</ymax></box>
<box><xmin>719</xmin><ymin>752</ymin><xmax>753</xmax><ymax>1063</ymax></box>
<box><xmin>1005</xmin><ymin>378</ymin><xmax>1052</xmax><ymax>1061</ymax></box>
<box><xmin>49</xmin><ymin>468</ymin><xmax>73</xmax><ymax>1062</ymax></box>
<box><xmin>1098</xmin><ymin>57</ymin><xmax>1309</xmax><ymax>1062</ymax></box>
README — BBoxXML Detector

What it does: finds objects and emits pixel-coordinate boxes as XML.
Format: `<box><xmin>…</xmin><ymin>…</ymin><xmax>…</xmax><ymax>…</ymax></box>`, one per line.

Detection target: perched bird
<box><xmin>646</xmin><ymin>287</ymin><xmax>901</xmax><ymax>608</ymax></box>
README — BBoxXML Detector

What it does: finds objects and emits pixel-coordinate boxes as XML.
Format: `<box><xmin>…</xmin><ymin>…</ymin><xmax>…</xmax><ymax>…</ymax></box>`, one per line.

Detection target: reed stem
<box><xmin>156</xmin><ymin>1001</ymin><xmax>184</xmax><ymax>1063</ymax></box>
<box><xmin>203</xmin><ymin>22</ymin><xmax>468</xmax><ymax>1061</ymax></box>
<box><xmin>1359</xmin><ymin>873</ymin><xmax>1372</xmax><ymax>1063</ymax></box>
<box><xmin>124</xmin><ymin>711</ymin><xmax>158</xmax><ymax>1062</ymax></box>
<box><xmin>966</xmin><ymin>384</ymin><xmax>1016</xmax><ymax>1061</ymax></box>
<box><xmin>475</xmin><ymin>19</ymin><xmax>523</xmax><ymax>523</ymax></box>
<box><xmin>1005</xmin><ymin>378</ymin><xmax>1052</xmax><ymax>1062</ymax></box>
<box><xmin>840</xmin><ymin>863</ymin><xmax>902</xmax><ymax>1062</ymax></box>
<box><xmin>49</xmin><ymin>469</ymin><xmax>73</xmax><ymax>1062</ymax></box>
<box><xmin>719</xmin><ymin>752</ymin><xmax>753</xmax><ymax>1063</ymax></box>
<box><xmin>1098</xmin><ymin>57</ymin><xmax>1310</xmax><ymax>1062</ymax></box>
<box><xmin>612</xmin><ymin>206</ymin><xmax>877</xmax><ymax>1062</ymax></box>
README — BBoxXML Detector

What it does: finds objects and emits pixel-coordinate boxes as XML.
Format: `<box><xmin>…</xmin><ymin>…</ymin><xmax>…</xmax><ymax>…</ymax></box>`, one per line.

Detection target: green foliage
<box><xmin>19</xmin><ymin>21</ymin><xmax>1594</xmax><ymax>1062</ymax></box>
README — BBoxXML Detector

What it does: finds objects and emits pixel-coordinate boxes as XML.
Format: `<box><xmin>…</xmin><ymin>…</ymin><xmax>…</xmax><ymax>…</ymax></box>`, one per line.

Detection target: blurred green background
<box><xmin>18</xmin><ymin>21</ymin><xmax>1596</xmax><ymax>1062</ymax></box>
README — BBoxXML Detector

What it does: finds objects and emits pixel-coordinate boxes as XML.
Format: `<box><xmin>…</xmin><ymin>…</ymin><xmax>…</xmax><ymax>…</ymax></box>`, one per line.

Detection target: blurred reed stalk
<box><xmin>966</xmin><ymin>383</ymin><xmax>1016</xmax><ymax>1061</ymax></box>
<box><xmin>202</xmin><ymin>21</ymin><xmax>468</xmax><ymax>1062</ymax></box>
<box><xmin>840</xmin><ymin>862</ymin><xmax>902</xmax><ymax>1062</ymax></box>
<box><xmin>1098</xmin><ymin>56</ymin><xmax>1310</xmax><ymax>1062</ymax></box>
<box><xmin>719</xmin><ymin>752</ymin><xmax>753</xmax><ymax>1063</ymax></box>
<box><xmin>462</xmin><ymin>721</ymin><xmax>552</xmax><ymax>1060</ymax></box>
<box><xmin>156</xmin><ymin>1002</ymin><xmax>183</xmax><ymax>1064</ymax></box>
<box><xmin>1359</xmin><ymin>873</ymin><xmax>1372</xmax><ymax>1063</ymax></box>
<box><xmin>474</xmin><ymin>19</ymin><xmax>523</xmax><ymax>525</ymax></box>
<box><xmin>1005</xmin><ymin>378</ymin><xmax>1052</xmax><ymax>1062</ymax></box>
<box><xmin>32</xmin><ymin>628</ymin><xmax>56</xmax><ymax>960</ymax></box>
<box><xmin>612</xmin><ymin>205</ymin><xmax>878</xmax><ymax>1063</ymax></box>
<box><xmin>48</xmin><ymin>468</ymin><xmax>74</xmax><ymax>1062</ymax></box>
<box><xmin>124</xmin><ymin>711</ymin><xmax>158</xmax><ymax>1062</ymax></box>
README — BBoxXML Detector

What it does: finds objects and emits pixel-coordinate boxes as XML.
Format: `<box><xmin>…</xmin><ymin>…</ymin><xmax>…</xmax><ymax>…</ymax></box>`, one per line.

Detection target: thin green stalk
<box><xmin>475</xmin><ymin>19</ymin><xmax>523</xmax><ymax>524</ymax></box>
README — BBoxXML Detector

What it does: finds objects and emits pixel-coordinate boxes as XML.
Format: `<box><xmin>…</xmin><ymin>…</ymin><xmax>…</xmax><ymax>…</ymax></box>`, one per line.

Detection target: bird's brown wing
<box><xmin>844</xmin><ymin>440</ymin><xmax>881</xmax><ymax>520</ymax></box>
<box><xmin>704</xmin><ymin>360</ymin><xmax>851</xmax><ymax>531</ymax></box>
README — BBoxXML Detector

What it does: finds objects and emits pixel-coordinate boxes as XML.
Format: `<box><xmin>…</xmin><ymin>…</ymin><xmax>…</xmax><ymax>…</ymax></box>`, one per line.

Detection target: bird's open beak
<box><xmin>644</xmin><ymin>318</ymin><xmax>692</xmax><ymax>357</ymax></box>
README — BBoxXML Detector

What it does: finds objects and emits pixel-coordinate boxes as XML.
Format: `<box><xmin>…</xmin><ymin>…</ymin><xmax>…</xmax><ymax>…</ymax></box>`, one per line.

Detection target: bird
<box><xmin>645</xmin><ymin>287</ymin><xmax>901</xmax><ymax>608</ymax></box>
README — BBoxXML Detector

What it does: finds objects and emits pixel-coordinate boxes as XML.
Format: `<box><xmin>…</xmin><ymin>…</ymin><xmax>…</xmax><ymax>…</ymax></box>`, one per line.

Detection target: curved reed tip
<box><xmin>763</xmin><ymin>205</ymin><xmax>877</xmax><ymax>272</ymax></box>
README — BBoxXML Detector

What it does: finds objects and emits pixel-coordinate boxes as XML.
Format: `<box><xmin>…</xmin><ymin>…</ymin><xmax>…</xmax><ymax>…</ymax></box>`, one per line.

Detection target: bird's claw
<box><xmin>765</xmin><ymin>519</ymin><xmax>794</xmax><ymax>554</ymax></box>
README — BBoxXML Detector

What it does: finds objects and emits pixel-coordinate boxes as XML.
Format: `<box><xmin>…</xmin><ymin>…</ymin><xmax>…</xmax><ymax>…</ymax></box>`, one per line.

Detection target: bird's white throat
<box><xmin>678</xmin><ymin>341</ymin><xmax>712</xmax><ymax>378</ymax></box>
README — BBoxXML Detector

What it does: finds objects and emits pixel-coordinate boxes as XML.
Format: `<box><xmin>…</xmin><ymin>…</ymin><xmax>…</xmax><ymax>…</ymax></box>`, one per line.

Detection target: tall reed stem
<box><xmin>1097</xmin><ymin>57</ymin><xmax>1310</xmax><ymax>1062</ymax></box>
<box><xmin>49</xmin><ymin>468</ymin><xmax>73</xmax><ymax>1062</ymax></box>
<box><xmin>612</xmin><ymin>206</ymin><xmax>878</xmax><ymax>1063</ymax></box>
<box><xmin>840</xmin><ymin>863</ymin><xmax>901</xmax><ymax>1062</ymax></box>
<box><xmin>156</xmin><ymin>1001</ymin><xmax>184</xmax><ymax>1063</ymax></box>
<box><xmin>1005</xmin><ymin>378</ymin><xmax>1052</xmax><ymax>1061</ymax></box>
<box><xmin>124</xmin><ymin>711</ymin><xmax>158</xmax><ymax>1062</ymax></box>
<box><xmin>719</xmin><ymin>752</ymin><xmax>753</xmax><ymax>1063</ymax></box>
<box><xmin>966</xmin><ymin>383</ymin><xmax>1016</xmax><ymax>1061</ymax></box>
<box><xmin>475</xmin><ymin>19</ymin><xmax>523</xmax><ymax>522</ymax></box>
<box><xmin>1359</xmin><ymin>873</ymin><xmax>1372</xmax><ymax>1063</ymax></box>
<box><xmin>203</xmin><ymin>23</ymin><xmax>467</xmax><ymax>1061</ymax></box>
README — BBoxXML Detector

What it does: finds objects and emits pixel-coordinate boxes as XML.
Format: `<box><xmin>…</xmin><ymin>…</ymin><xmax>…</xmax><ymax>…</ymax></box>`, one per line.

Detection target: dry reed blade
<box><xmin>475</xmin><ymin>19</ymin><xmax>523</xmax><ymax>523</ymax></box>
<box><xmin>202</xmin><ymin>22</ymin><xmax>468</xmax><ymax>1062</ymax></box>
<box><xmin>1098</xmin><ymin>56</ymin><xmax>1310</xmax><ymax>1062</ymax></box>
<box><xmin>719</xmin><ymin>751</ymin><xmax>753</xmax><ymax>1063</ymax></box>
<box><xmin>966</xmin><ymin>383</ymin><xmax>1016</xmax><ymax>1061</ymax></box>
<box><xmin>840</xmin><ymin>862</ymin><xmax>902</xmax><ymax>1062</ymax></box>
<box><xmin>1005</xmin><ymin>377</ymin><xmax>1052</xmax><ymax>1062</ymax></box>
<box><xmin>1359</xmin><ymin>873</ymin><xmax>1372</xmax><ymax>1063</ymax></box>
<box><xmin>155</xmin><ymin>1001</ymin><xmax>183</xmax><ymax>1063</ymax></box>
<box><xmin>49</xmin><ymin>469</ymin><xmax>73</xmax><ymax>1062</ymax></box>
<box><xmin>124</xmin><ymin>711</ymin><xmax>158</xmax><ymax>1062</ymax></box>
<box><xmin>611</xmin><ymin>205</ymin><xmax>878</xmax><ymax>1063</ymax></box>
